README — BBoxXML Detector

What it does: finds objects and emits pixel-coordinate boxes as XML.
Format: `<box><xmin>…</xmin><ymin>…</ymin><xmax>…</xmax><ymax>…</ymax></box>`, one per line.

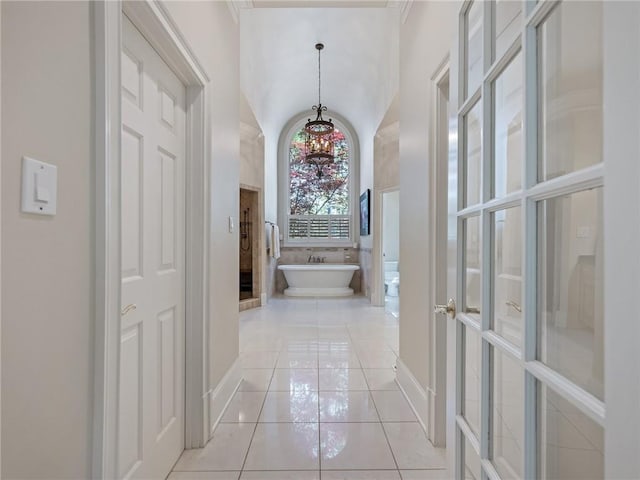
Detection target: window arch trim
<box><xmin>278</xmin><ymin>111</ymin><xmax>360</xmax><ymax>247</ymax></box>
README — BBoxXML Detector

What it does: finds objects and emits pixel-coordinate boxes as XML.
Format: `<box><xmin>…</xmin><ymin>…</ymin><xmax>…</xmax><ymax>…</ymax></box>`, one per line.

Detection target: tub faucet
<box><xmin>307</xmin><ymin>255</ymin><xmax>314</xmax><ymax>263</ymax></box>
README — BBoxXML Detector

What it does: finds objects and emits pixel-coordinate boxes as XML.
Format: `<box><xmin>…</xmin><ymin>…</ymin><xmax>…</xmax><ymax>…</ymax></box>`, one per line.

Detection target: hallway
<box><xmin>4</xmin><ymin>1</ymin><xmax>640</xmax><ymax>477</ymax></box>
<box><xmin>169</xmin><ymin>298</ymin><xmax>446</xmax><ymax>479</ymax></box>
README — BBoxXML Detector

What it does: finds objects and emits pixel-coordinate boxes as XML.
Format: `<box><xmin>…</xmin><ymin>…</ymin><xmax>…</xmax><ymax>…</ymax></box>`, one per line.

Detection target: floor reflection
<box><xmin>170</xmin><ymin>296</ymin><xmax>446</xmax><ymax>479</ymax></box>
<box><xmin>385</xmin><ymin>295</ymin><xmax>399</xmax><ymax>318</ymax></box>
<box><xmin>319</xmin><ymin>423</ymin><xmax>348</xmax><ymax>460</ymax></box>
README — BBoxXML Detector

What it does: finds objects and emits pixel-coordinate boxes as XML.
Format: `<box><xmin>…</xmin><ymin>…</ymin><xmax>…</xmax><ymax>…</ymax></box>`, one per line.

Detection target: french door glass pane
<box><xmin>537</xmin><ymin>382</ymin><xmax>604</xmax><ymax>479</ymax></box>
<box><xmin>493</xmin><ymin>206</ymin><xmax>522</xmax><ymax>346</ymax></box>
<box><xmin>491</xmin><ymin>348</ymin><xmax>523</xmax><ymax>479</ymax></box>
<box><xmin>464</xmin><ymin>215</ymin><xmax>482</xmax><ymax>315</ymax></box>
<box><xmin>494</xmin><ymin>0</ymin><xmax>521</xmax><ymax>61</ymax></box>
<box><xmin>464</xmin><ymin>102</ymin><xmax>482</xmax><ymax>207</ymax></box>
<box><xmin>493</xmin><ymin>53</ymin><xmax>523</xmax><ymax>198</ymax></box>
<box><xmin>537</xmin><ymin>188</ymin><xmax>604</xmax><ymax>399</ymax></box>
<box><xmin>463</xmin><ymin>325</ymin><xmax>482</xmax><ymax>437</ymax></box>
<box><xmin>465</xmin><ymin>0</ymin><xmax>483</xmax><ymax>99</ymax></box>
<box><xmin>538</xmin><ymin>1</ymin><xmax>603</xmax><ymax>181</ymax></box>
<box><xmin>464</xmin><ymin>435</ymin><xmax>482</xmax><ymax>480</ymax></box>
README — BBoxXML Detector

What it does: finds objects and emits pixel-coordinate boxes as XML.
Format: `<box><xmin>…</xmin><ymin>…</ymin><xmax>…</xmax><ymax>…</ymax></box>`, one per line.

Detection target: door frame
<box><xmin>92</xmin><ymin>1</ymin><xmax>210</xmax><ymax>478</ymax></box>
<box><xmin>371</xmin><ymin>119</ymin><xmax>398</xmax><ymax>307</ymax></box>
<box><xmin>446</xmin><ymin>1</ymin><xmax>628</xmax><ymax>478</ymax></box>
<box><xmin>445</xmin><ymin>27</ymin><xmax>460</xmax><ymax>478</ymax></box>
<box><xmin>0</xmin><ymin>5</ymin><xmax>3</xmax><ymax>474</ymax></box>
<box><xmin>373</xmin><ymin>186</ymin><xmax>400</xmax><ymax>308</ymax></box>
<box><xmin>603</xmin><ymin>2</ymin><xmax>640</xmax><ymax>476</ymax></box>
<box><xmin>429</xmin><ymin>56</ymin><xmax>449</xmax><ymax>448</ymax></box>
<box><xmin>239</xmin><ymin>183</ymin><xmax>264</xmax><ymax>306</ymax></box>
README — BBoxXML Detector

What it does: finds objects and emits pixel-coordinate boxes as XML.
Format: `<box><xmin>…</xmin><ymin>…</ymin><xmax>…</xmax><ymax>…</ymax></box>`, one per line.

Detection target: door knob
<box><xmin>434</xmin><ymin>298</ymin><xmax>456</xmax><ymax>318</ymax></box>
<box><xmin>121</xmin><ymin>304</ymin><xmax>137</xmax><ymax>316</ymax></box>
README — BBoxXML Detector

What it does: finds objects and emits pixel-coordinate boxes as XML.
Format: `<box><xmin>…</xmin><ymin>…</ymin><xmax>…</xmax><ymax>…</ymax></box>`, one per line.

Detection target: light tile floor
<box><xmin>170</xmin><ymin>296</ymin><xmax>448</xmax><ymax>480</ymax></box>
<box><xmin>385</xmin><ymin>296</ymin><xmax>399</xmax><ymax>318</ymax></box>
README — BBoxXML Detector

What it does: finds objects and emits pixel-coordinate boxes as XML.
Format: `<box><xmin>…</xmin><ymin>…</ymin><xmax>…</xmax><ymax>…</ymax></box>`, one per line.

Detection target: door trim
<box><xmin>372</xmin><ymin>186</ymin><xmax>400</xmax><ymax>307</ymax></box>
<box><xmin>445</xmin><ymin>23</ymin><xmax>460</xmax><ymax>479</ymax></box>
<box><xmin>603</xmin><ymin>2</ymin><xmax>640</xmax><ymax>476</ymax></box>
<box><xmin>0</xmin><ymin>5</ymin><xmax>3</xmax><ymax>474</ymax></box>
<box><xmin>239</xmin><ymin>183</ymin><xmax>265</xmax><ymax>306</ymax></box>
<box><xmin>429</xmin><ymin>56</ymin><xmax>449</xmax><ymax>448</ymax></box>
<box><xmin>92</xmin><ymin>2</ymin><xmax>210</xmax><ymax>477</ymax></box>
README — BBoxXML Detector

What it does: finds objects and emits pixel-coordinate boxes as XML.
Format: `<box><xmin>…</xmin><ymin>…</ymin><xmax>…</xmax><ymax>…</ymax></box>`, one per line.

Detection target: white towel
<box><xmin>270</xmin><ymin>224</ymin><xmax>281</xmax><ymax>259</ymax></box>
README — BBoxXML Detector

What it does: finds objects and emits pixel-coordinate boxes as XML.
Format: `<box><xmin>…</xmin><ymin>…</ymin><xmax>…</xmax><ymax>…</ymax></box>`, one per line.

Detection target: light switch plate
<box><xmin>22</xmin><ymin>157</ymin><xmax>57</xmax><ymax>215</ymax></box>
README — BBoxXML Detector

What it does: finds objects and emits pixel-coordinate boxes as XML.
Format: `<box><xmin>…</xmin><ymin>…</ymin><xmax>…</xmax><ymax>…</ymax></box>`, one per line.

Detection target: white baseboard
<box><xmin>202</xmin><ymin>388</ymin><xmax>211</xmax><ymax>443</ymax></box>
<box><xmin>395</xmin><ymin>358</ymin><xmax>430</xmax><ymax>434</ymax></box>
<box><xmin>428</xmin><ymin>387</ymin><xmax>438</xmax><ymax>442</ymax></box>
<box><xmin>207</xmin><ymin>358</ymin><xmax>242</xmax><ymax>437</ymax></box>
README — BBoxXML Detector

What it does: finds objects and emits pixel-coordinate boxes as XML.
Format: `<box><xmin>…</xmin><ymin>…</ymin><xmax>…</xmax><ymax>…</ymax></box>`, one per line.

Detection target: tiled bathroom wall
<box><xmin>359</xmin><ymin>247</ymin><xmax>374</xmax><ymax>299</ymax></box>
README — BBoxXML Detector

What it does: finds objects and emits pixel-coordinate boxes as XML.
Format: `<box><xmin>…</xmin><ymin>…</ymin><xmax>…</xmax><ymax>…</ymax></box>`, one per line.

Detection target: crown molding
<box><xmin>395</xmin><ymin>0</ymin><xmax>413</xmax><ymax>23</ymax></box>
<box><xmin>227</xmin><ymin>0</ymin><xmax>254</xmax><ymax>24</ymax></box>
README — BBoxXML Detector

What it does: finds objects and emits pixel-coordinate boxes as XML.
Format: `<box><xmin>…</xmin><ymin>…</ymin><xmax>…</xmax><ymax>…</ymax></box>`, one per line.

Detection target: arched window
<box><xmin>281</xmin><ymin>118</ymin><xmax>358</xmax><ymax>244</ymax></box>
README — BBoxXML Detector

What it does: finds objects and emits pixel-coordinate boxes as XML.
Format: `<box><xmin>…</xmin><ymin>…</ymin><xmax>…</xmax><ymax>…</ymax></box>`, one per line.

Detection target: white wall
<box><xmin>382</xmin><ymin>190</ymin><xmax>399</xmax><ymax>263</ymax></box>
<box><xmin>370</xmin><ymin>96</ymin><xmax>399</xmax><ymax>305</ymax></box>
<box><xmin>240</xmin><ymin>94</ymin><xmax>264</xmax><ymax>190</ymax></box>
<box><xmin>357</xmin><ymin>131</ymin><xmax>375</xmax><ymax>298</ymax></box>
<box><xmin>239</xmin><ymin>93</ymin><xmax>267</xmax><ymax>302</ymax></box>
<box><xmin>374</xmin><ymin>94</ymin><xmax>399</xmax><ymax>192</ymax></box>
<box><xmin>2</xmin><ymin>2</ymin><xmax>93</xmax><ymax>476</ymax></box>
<box><xmin>359</xmin><ymin>132</ymin><xmax>375</xmax><ymax>251</ymax></box>
<box><xmin>0</xmin><ymin>3</ymin><xmax>3</xmax><ymax>472</ymax></box>
<box><xmin>264</xmin><ymin>134</ymin><xmax>278</xmax><ymax>230</ymax></box>
<box><xmin>399</xmin><ymin>1</ymin><xmax>458</xmax><ymax>389</ymax></box>
<box><xmin>1</xmin><ymin>2</ymin><xmax>241</xmax><ymax>476</ymax></box>
<box><xmin>263</xmin><ymin>134</ymin><xmax>278</xmax><ymax>299</ymax></box>
<box><xmin>163</xmin><ymin>0</ymin><xmax>241</xmax><ymax>390</ymax></box>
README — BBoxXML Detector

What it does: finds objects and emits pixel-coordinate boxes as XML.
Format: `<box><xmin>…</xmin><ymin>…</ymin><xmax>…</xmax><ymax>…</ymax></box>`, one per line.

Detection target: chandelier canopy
<box><xmin>304</xmin><ymin>43</ymin><xmax>335</xmax><ymax>178</ymax></box>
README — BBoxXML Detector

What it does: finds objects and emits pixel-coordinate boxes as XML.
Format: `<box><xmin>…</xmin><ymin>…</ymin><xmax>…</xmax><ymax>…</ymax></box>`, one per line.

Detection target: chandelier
<box><xmin>305</xmin><ymin>43</ymin><xmax>334</xmax><ymax>178</ymax></box>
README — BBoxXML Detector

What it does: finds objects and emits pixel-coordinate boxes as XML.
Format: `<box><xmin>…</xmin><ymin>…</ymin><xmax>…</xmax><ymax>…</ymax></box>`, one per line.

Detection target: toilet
<box><xmin>384</xmin><ymin>261</ymin><xmax>400</xmax><ymax>297</ymax></box>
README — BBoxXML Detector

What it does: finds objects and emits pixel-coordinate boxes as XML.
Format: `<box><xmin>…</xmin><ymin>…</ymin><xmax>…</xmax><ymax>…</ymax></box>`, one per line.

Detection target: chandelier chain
<box><xmin>305</xmin><ymin>42</ymin><xmax>333</xmax><ymax>178</ymax></box>
<box><xmin>318</xmin><ymin>45</ymin><xmax>321</xmax><ymax>106</ymax></box>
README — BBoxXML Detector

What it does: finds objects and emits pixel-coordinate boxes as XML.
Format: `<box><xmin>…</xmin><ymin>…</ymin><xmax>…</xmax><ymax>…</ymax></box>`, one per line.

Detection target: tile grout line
<box><xmin>236</xmin><ymin>298</ymin><xmax>404</xmax><ymax>479</ymax></box>
<box><xmin>237</xmin><ymin>354</ymin><xmax>278</xmax><ymax>478</ymax></box>
<box><xmin>368</xmin><ymin>361</ymin><xmax>403</xmax><ymax>480</ymax></box>
<box><xmin>378</xmin><ymin>422</ymin><xmax>404</xmax><ymax>479</ymax></box>
<box><xmin>345</xmin><ymin>321</ymin><xmax>365</xmax><ymax>371</ymax></box>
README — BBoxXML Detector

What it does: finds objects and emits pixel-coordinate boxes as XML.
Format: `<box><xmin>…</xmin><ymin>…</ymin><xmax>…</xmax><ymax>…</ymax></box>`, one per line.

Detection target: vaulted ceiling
<box><xmin>239</xmin><ymin>5</ymin><xmax>399</xmax><ymax>140</ymax></box>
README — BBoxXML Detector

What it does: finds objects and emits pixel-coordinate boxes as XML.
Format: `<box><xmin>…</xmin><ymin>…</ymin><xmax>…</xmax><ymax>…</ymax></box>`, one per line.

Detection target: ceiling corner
<box><xmin>227</xmin><ymin>0</ymin><xmax>254</xmax><ymax>24</ymax></box>
<box><xmin>398</xmin><ymin>0</ymin><xmax>413</xmax><ymax>23</ymax></box>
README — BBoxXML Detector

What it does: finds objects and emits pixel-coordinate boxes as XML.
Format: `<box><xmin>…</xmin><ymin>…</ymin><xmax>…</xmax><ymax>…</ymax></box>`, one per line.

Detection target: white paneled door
<box><xmin>444</xmin><ymin>1</ymin><xmax>605</xmax><ymax>479</ymax></box>
<box><xmin>119</xmin><ymin>15</ymin><xmax>186</xmax><ymax>480</ymax></box>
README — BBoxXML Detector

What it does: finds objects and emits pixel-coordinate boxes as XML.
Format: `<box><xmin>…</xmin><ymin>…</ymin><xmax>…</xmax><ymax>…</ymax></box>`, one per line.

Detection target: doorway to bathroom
<box><xmin>382</xmin><ymin>189</ymin><xmax>400</xmax><ymax>317</ymax></box>
<box><xmin>239</xmin><ymin>187</ymin><xmax>261</xmax><ymax>310</ymax></box>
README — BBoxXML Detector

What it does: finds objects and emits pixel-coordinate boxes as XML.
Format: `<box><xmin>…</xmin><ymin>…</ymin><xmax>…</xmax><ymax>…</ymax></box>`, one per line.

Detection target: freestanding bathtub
<box><xmin>278</xmin><ymin>264</ymin><xmax>360</xmax><ymax>297</ymax></box>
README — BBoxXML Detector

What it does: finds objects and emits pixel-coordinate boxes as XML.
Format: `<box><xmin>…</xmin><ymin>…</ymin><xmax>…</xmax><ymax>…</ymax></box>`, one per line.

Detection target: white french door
<box><xmin>445</xmin><ymin>1</ymin><xmax>605</xmax><ymax>478</ymax></box>
<box><xmin>119</xmin><ymin>15</ymin><xmax>186</xmax><ymax>479</ymax></box>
